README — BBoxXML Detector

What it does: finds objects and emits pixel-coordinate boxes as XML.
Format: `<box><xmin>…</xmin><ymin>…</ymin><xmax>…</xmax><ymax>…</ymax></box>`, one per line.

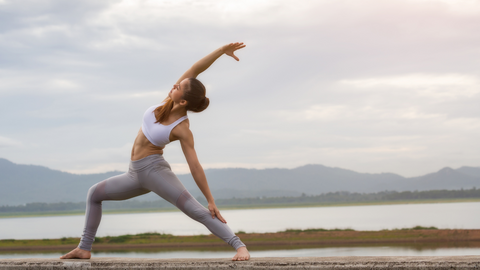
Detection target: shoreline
<box><xmin>2</xmin><ymin>229</ymin><xmax>480</xmax><ymax>252</ymax></box>
<box><xmin>1</xmin><ymin>198</ymin><xmax>479</xmax><ymax>219</ymax></box>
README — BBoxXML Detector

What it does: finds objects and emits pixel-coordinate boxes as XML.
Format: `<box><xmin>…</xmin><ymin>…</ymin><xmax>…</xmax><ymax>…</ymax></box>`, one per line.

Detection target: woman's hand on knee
<box><xmin>208</xmin><ymin>203</ymin><xmax>227</xmax><ymax>223</ymax></box>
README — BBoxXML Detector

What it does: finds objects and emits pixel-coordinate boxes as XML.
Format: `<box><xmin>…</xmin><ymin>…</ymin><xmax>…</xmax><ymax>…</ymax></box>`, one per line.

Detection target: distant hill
<box><xmin>1</xmin><ymin>158</ymin><xmax>479</xmax><ymax>205</ymax></box>
<box><xmin>0</xmin><ymin>158</ymin><xmax>122</xmax><ymax>205</ymax></box>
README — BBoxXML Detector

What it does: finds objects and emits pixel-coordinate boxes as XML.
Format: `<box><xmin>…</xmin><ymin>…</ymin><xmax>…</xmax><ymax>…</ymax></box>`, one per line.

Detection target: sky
<box><xmin>1</xmin><ymin>0</ymin><xmax>479</xmax><ymax>177</ymax></box>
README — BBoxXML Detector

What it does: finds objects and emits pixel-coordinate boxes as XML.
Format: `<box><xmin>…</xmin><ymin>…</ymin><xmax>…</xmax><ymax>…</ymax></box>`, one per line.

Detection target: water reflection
<box><xmin>2</xmin><ymin>243</ymin><xmax>480</xmax><ymax>259</ymax></box>
<box><xmin>1</xmin><ymin>246</ymin><xmax>480</xmax><ymax>259</ymax></box>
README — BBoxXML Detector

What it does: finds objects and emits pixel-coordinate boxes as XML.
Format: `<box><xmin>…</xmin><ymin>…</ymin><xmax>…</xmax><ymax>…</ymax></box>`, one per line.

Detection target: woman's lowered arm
<box><xmin>172</xmin><ymin>122</ymin><xmax>227</xmax><ymax>223</ymax></box>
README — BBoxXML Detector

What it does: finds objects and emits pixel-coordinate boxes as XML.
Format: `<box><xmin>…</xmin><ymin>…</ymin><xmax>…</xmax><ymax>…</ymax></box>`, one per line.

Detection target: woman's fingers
<box><xmin>230</xmin><ymin>53</ymin><xmax>239</xmax><ymax>61</ymax></box>
<box><xmin>209</xmin><ymin>205</ymin><xmax>227</xmax><ymax>223</ymax></box>
<box><xmin>235</xmin><ymin>43</ymin><xmax>246</xmax><ymax>50</ymax></box>
<box><xmin>231</xmin><ymin>43</ymin><xmax>246</xmax><ymax>52</ymax></box>
<box><xmin>223</xmin><ymin>42</ymin><xmax>245</xmax><ymax>61</ymax></box>
<box><xmin>209</xmin><ymin>208</ymin><xmax>216</xmax><ymax>219</ymax></box>
<box><xmin>215</xmin><ymin>209</ymin><xmax>227</xmax><ymax>223</ymax></box>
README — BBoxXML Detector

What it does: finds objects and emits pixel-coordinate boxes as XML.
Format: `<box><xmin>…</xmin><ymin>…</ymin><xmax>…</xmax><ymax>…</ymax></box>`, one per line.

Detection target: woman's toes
<box><xmin>60</xmin><ymin>253</ymin><xmax>71</xmax><ymax>259</ymax></box>
<box><xmin>59</xmin><ymin>248</ymin><xmax>91</xmax><ymax>259</ymax></box>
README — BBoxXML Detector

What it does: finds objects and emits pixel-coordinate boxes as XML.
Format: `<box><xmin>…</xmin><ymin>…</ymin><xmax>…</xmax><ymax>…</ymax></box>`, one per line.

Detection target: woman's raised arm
<box><xmin>175</xmin><ymin>42</ymin><xmax>246</xmax><ymax>84</ymax></box>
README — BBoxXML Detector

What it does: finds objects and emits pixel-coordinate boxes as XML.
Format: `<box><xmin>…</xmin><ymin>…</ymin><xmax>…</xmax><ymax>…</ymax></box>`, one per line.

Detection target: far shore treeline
<box><xmin>2</xmin><ymin>158</ymin><xmax>480</xmax><ymax>205</ymax></box>
<box><xmin>1</xmin><ymin>188</ymin><xmax>479</xmax><ymax>214</ymax></box>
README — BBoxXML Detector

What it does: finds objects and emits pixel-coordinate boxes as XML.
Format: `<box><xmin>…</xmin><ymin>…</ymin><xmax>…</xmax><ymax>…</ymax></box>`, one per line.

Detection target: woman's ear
<box><xmin>179</xmin><ymin>99</ymin><xmax>188</xmax><ymax>107</ymax></box>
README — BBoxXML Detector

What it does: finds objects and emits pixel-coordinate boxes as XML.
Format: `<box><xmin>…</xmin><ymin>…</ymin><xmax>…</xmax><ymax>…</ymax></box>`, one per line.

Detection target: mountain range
<box><xmin>1</xmin><ymin>158</ymin><xmax>479</xmax><ymax>205</ymax></box>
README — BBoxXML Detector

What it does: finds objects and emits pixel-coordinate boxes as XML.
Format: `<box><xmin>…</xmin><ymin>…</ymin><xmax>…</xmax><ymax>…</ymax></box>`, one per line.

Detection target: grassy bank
<box><xmin>1</xmin><ymin>198</ymin><xmax>479</xmax><ymax>219</ymax></box>
<box><xmin>1</xmin><ymin>227</ymin><xmax>479</xmax><ymax>252</ymax></box>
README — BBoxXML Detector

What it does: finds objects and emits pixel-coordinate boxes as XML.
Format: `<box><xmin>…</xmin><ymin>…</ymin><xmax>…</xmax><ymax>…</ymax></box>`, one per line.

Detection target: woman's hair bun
<box><xmin>184</xmin><ymin>78</ymin><xmax>209</xmax><ymax>113</ymax></box>
<box><xmin>196</xmin><ymin>96</ymin><xmax>209</xmax><ymax>112</ymax></box>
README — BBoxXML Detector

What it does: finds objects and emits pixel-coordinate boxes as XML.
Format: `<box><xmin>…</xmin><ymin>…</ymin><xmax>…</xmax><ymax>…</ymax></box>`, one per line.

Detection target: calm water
<box><xmin>1</xmin><ymin>202</ymin><xmax>479</xmax><ymax>240</ymax></box>
<box><xmin>2</xmin><ymin>247</ymin><xmax>480</xmax><ymax>259</ymax></box>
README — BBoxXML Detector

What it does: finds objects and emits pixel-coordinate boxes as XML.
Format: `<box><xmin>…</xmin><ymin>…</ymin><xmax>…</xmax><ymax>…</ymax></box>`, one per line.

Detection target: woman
<box><xmin>60</xmin><ymin>42</ymin><xmax>250</xmax><ymax>261</ymax></box>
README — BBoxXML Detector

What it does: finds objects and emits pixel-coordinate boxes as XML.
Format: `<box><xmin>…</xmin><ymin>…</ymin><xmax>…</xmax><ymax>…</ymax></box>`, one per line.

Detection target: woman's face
<box><xmin>169</xmin><ymin>79</ymin><xmax>189</xmax><ymax>103</ymax></box>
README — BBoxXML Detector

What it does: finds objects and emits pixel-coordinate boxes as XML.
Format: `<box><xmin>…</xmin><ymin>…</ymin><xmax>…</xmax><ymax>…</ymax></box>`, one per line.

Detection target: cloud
<box><xmin>340</xmin><ymin>73</ymin><xmax>480</xmax><ymax>98</ymax></box>
<box><xmin>1</xmin><ymin>0</ymin><xmax>480</xmax><ymax>177</ymax></box>
<box><xmin>0</xmin><ymin>136</ymin><xmax>22</xmax><ymax>148</ymax></box>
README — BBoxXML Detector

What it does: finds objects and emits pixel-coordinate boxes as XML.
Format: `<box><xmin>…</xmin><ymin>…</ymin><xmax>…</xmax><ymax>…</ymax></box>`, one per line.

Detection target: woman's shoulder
<box><xmin>170</xmin><ymin>118</ymin><xmax>191</xmax><ymax>140</ymax></box>
<box><xmin>175</xmin><ymin>118</ymin><xmax>190</xmax><ymax>129</ymax></box>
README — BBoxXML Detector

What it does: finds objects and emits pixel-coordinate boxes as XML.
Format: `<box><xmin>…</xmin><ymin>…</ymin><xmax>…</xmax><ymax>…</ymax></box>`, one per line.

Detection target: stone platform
<box><xmin>0</xmin><ymin>256</ymin><xmax>479</xmax><ymax>269</ymax></box>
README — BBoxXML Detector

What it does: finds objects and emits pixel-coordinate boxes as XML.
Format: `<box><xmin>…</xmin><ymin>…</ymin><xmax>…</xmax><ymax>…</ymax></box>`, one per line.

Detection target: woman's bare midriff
<box><xmin>131</xmin><ymin>129</ymin><xmax>165</xmax><ymax>161</ymax></box>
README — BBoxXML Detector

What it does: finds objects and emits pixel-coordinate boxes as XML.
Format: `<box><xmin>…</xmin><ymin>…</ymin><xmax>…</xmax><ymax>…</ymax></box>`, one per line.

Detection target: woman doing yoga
<box><xmin>60</xmin><ymin>42</ymin><xmax>249</xmax><ymax>261</ymax></box>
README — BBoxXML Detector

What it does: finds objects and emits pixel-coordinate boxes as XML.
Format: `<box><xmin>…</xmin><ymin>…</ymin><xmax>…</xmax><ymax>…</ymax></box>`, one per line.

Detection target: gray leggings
<box><xmin>78</xmin><ymin>154</ymin><xmax>245</xmax><ymax>251</ymax></box>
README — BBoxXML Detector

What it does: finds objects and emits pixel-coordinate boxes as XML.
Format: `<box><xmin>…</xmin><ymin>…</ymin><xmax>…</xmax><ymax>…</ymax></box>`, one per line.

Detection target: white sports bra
<box><xmin>141</xmin><ymin>103</ymin><xmax>188</xmax><ymax>147</ymax></box>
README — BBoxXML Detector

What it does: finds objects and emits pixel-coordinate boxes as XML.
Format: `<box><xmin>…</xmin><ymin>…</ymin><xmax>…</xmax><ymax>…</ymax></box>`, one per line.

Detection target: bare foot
<box><xmin>232</xmin><ymin>246</ymin><xmax>250</xmax><ymax>261</ymax></box>
<box><xmin>60</xmin><ymin>247</ymin><xmax>91</xmax><ymax>259</ymax></box>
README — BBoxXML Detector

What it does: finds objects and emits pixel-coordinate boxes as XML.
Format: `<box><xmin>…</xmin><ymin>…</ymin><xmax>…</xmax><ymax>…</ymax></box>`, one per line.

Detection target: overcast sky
<box><xmin>1</xmin><ymin>0</ymin><xmax>479</xmax><ymax>177</ymax></box>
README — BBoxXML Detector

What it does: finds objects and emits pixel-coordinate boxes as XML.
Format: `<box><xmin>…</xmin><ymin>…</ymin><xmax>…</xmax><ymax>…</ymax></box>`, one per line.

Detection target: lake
<box><xmin>2</xmin><ymin>246</ymin><xmax>480</xmax><ymax>259</ymax></box>
<box><xmin>1</xmin><ymin>201</ymin><xmax>479</xmax><ymax>240</ymax></box>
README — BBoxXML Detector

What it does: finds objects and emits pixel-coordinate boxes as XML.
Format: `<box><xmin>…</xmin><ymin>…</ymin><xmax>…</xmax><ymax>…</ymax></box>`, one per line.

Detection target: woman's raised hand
<box><xmin>221</xmin><ymin>42</ymin><xmax>246</xmax><ymax>61</ymax></box>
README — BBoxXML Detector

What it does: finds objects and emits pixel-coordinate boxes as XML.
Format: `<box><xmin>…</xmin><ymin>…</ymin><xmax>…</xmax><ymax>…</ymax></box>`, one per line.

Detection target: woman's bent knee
<box><xmin>86</xmin><ymin>181</ymin><xmax>109</xmax><ymax>204</ymax></box>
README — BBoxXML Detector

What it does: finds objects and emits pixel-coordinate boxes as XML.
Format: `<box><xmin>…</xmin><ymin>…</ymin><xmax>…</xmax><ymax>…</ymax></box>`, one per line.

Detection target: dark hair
<box><xmin>154</xmin><ymin>78</ymin><xmax>209</xmax><ymax>123</ymax></box>
<box><xmin>183</xmin><ymin>78</ymin><xmax>209</xmax><ymax>113</ymax></box>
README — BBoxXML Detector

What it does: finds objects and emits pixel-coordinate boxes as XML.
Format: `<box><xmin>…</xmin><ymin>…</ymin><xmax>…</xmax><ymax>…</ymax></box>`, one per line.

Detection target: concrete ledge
<box><xmin>0</xmin><ymin>256</ymin><xmax>479</xmax><ymax>269</ymax></box>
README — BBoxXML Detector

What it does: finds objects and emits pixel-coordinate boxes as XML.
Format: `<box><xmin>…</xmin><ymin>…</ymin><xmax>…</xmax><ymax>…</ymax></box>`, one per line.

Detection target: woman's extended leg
<box><xmin>175</xmin><ymin>188</ymin><xmax>250</xmax><ymax>261</ymax></box>
<box><xmin>60</xmin><ymin>172</ymin><xmax>149</xmax><ymax>259</ymax></box>
<box><xmin>139</xmin><ymin>159</ymin><xmax>247</xmax><ymax>251</ymax></box>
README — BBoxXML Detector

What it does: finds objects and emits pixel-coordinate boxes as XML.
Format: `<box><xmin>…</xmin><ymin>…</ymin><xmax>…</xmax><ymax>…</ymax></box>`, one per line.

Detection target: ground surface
<box><xmin>1</xmin><ymin>256</ymin><xmax>480</xmax><ymax>269</ymax></box>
